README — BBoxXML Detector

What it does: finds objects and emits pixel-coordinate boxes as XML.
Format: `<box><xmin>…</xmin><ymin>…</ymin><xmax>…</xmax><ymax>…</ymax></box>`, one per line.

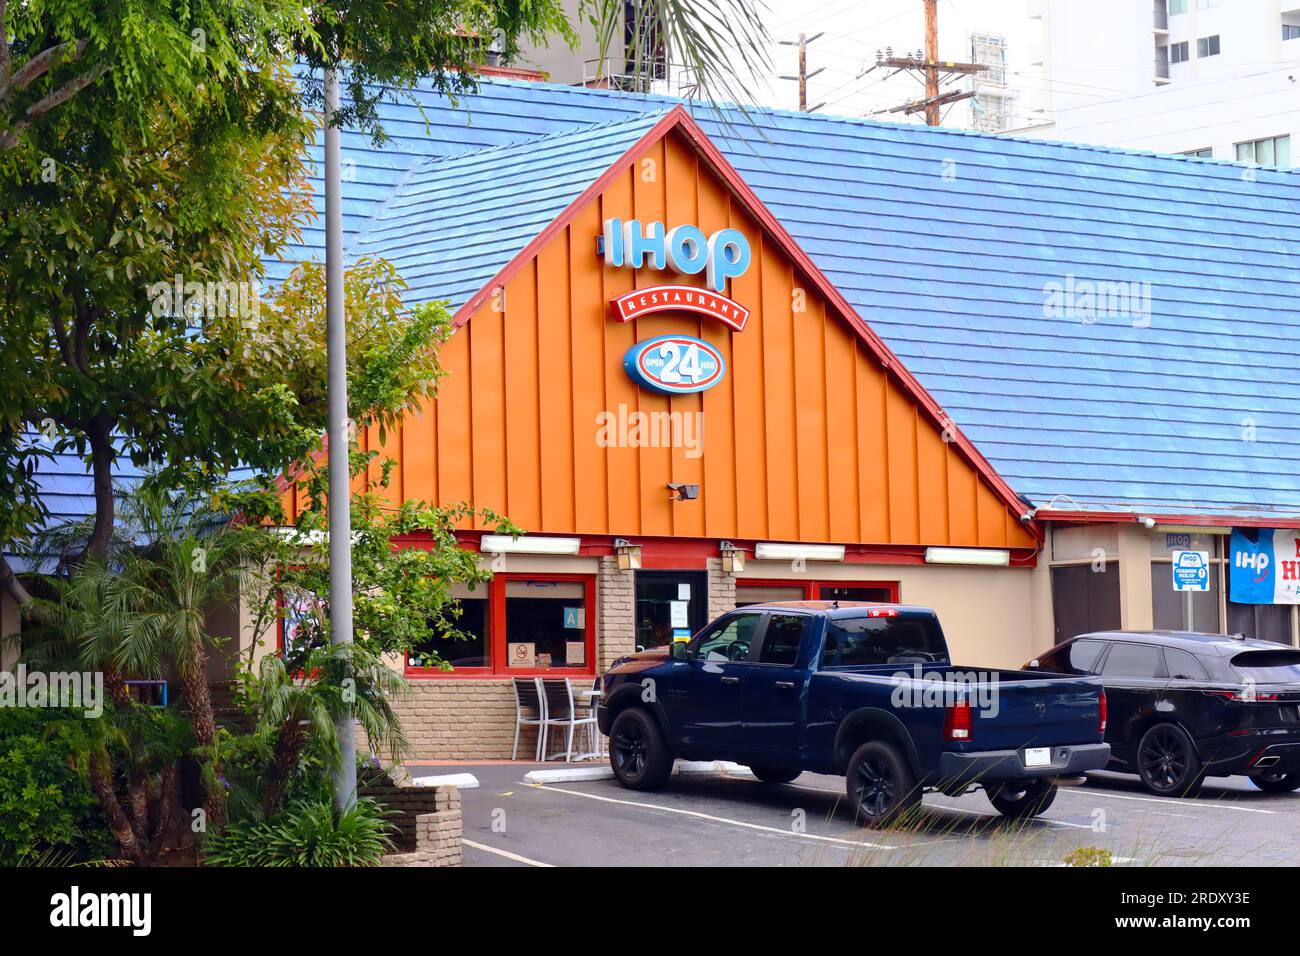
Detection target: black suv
<box><xmin>1027</xmin><ymin>630</ymin><xmax>1300</xmax><ymax>797</ymax></box>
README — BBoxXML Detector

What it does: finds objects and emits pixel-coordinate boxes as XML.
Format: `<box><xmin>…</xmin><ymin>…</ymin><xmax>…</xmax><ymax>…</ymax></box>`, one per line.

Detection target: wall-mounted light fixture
<box><xmin>613</xmin><ymin>538</ymin><xmax>642</xmax><ymax>571</ymax></box>
<box><xmin>719</xmin><ymin>540</ymin><xmax>746</xmax><ymax>573</ymax></box>
<box><xmin>480</xmin><ymin>534</ymin><xmax>582</xmax><ymax>555</ymax></box>
<box><xmin>667</xmin><ymin>483</ymin><xmax>700</xmax><ymax>501</ymax></box>
<box><xmin>923</xmin><ymin>547</ymin><xmax>1010</xmax><ymax>567</ymax></box>
<box><xmin>753</xmin><ymin>542</ymin><xmax>846</xmax><ymax>562</ymax></box>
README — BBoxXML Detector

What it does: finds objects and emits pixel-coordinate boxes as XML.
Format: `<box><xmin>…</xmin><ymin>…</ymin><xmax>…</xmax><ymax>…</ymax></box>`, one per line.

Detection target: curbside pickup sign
<box><xmin>1171</xmin><ymin>550</ymin><xmax>1210</xmax><ymax>592</ymax></box>
<box><xmin>1229</xmin><ymin>528</ymin><xmax>1300</xmax><ymax>605</ymax></box>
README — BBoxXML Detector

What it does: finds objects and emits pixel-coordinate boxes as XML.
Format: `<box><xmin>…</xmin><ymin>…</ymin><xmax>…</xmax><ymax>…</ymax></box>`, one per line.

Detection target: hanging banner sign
<box><xmin>623</xmin><ymin>335</ymin><xmax>725</xmax><ymax>395</ymax></box>
<box><xmin>1229</xmin><ymin>528</ymin><xmax>1300</xmax><ymax>605</ymax></box>
<box><xmin>610</xmin><ymin>285</ymin><xmax>750</xmax><ymax>331</ymax></box>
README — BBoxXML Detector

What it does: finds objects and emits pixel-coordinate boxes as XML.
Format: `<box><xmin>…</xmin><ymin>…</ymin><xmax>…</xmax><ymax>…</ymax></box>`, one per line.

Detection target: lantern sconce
<box><xmin>614</xmin><ymin>538</ymin><xmax>642</xmax><ymax>571</ymax></box>
<box><xmin>719</xmin><ymin>540</ymin><xmax>746</xmax><ymax>574</ymax></box>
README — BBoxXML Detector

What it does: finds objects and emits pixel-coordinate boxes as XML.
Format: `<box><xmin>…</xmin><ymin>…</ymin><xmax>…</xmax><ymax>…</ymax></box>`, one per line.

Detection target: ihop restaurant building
<box><xmin>260</xmin><ymin>77</ymin><xmax>1300</xmax><ymax>760</ymax></box>
<box><xmin>10</xmin><ymin>75</ymin><xmax>1300</xmax><ymax>760</ymax></box>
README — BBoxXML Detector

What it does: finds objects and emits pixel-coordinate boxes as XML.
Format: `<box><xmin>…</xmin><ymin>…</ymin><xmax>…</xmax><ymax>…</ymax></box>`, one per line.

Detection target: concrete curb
<box><xmin>674</xmin><ymin>761</ymin><xmax>755</xmax><ymax>777</ymax></box>
<box><xmin>410</xmin><ymin>773</ymin><xmax>481</xmax><ymax>789</ymax></box>
<box><xmin>524</xmin><ymin>766</ymin><xmax>615</xmax><ymax>784</ymax></box>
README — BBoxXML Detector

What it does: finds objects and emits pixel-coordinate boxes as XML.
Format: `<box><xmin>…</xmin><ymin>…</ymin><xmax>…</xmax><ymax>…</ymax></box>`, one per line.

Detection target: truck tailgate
<box><xmin>961</xmin><ymin>670</ymin><xmax>1103</xmax><ymax>751</ymax></box>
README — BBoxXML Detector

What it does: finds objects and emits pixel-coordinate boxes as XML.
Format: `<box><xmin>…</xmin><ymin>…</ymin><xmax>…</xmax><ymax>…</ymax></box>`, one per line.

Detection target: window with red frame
<box><xmin>406</xmin><ymin>573</ymin><xmax>596</xmax><ymax>677</ymax></box>
<box><xmin>734</xmin><ymin>579</ymin><xmax>899</xmax><ymax>607</ymax></box>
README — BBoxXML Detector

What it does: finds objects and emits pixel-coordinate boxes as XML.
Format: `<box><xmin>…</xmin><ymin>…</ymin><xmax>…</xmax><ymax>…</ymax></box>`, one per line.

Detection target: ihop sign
<box><xmin>602</xmin><ymin>218</ymin><xmax>751</xmax><ymax>293</ymax></box>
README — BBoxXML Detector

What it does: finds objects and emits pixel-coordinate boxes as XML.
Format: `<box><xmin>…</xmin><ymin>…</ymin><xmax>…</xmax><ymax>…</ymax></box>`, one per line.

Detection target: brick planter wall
<box><xmin>388</xmin><ymin>680</ymin><xmax>527</xmax><ymax>760</ymax></box>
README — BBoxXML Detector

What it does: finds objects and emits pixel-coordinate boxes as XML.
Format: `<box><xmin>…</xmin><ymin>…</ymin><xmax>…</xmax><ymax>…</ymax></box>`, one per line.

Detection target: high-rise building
<box><xmin>1008</xmin><ymin>0</ymin><xmax>1300</xmax><ymax>165</ymax></box>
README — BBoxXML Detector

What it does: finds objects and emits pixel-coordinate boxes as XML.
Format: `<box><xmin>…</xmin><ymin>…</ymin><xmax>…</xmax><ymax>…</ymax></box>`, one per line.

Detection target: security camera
<box><xmin>1140</xmin><ymin>516</ymin><xmax>1156</xmax><ymax>530</ymax></box>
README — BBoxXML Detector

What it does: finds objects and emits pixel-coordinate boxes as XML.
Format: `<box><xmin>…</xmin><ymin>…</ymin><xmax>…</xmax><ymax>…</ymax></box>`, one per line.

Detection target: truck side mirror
<box><xmin>670</xmin><ymin>641</ymin><xmax>689</xmax><ymax>662</ymax></box>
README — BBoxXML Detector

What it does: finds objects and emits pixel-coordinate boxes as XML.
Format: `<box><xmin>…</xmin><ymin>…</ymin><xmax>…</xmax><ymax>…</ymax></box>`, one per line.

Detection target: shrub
<box><xmin>0</xmin><ymin>708</ymin><xmax>108</xmax><ymax>865</ymax></box>
<box><xmin>1064</xmin><ymin>846</ymin><xmax>1113</xmax><ymax>868</ymax></box>
<box><xmin>204</xmin><ymin>796</ymin><xmax>395</xmax><ymax>867</ymax></box>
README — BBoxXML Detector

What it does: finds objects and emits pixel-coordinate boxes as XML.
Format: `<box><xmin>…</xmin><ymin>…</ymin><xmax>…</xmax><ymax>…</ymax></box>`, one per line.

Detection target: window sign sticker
<box><xmin>566</xmin><ymin>641</ymin><xmax>585</xmax><ymax>666</ymax></box>
<box><xmin>678</xmin><ymin>582</ymin><xmax>691</xmax><ymax>600</ymax></box>
<box><xmin>672</xmin><ymin>628</ymin><xmax>692</xmax><ymax>642</ymax></box>
<box><xmin>670</xmin><ymin>600</ymin><xmax>690</xmax><ymax>628</ymax></box>
<box><xmin>508</xmin><ymin>642</ymin><xmax>536</xmax><ymax>668</ymax></box>
<box><xmin>563</xmin><ymin>607</ymin><xmax>585</xmax><ymax>629</ymax></box>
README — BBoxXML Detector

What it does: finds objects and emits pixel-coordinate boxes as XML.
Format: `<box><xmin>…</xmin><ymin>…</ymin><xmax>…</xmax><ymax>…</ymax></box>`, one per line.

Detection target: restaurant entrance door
<box><xmin>634</xmin><ymin>570</ymin><xmax>708</xmax><ymax>650</ymax></box>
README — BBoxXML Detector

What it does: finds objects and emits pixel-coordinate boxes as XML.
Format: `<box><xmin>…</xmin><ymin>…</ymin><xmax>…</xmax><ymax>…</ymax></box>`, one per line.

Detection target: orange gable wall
<box><xmin>289</xmin><ymin>128</ymin><xmax>1035</xmax><ymax>551</ymax></box>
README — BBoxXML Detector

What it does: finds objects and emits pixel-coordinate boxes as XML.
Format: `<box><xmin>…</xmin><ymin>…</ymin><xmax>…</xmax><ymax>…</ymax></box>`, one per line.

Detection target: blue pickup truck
<box><xmin>597</xmin><ymin>602</ymin><xmax>1109</xmax><ymax>826</ymax></box>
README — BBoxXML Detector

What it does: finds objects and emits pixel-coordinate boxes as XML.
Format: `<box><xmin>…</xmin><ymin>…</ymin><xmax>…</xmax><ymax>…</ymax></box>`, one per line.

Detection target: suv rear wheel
<box><xmin>609</xmin><ymin>708</ymin><xmax>674</xmax><ymax>791</ymax></box>
<box><xmin>846</xmin><ymin>741</ymin><xmax>920</xmax><ymax>828</ymax></box>
<box><xmin>1135</xmin><ymin>722</ymin><xmax>1204</xmax><ymax>797</ymax></box>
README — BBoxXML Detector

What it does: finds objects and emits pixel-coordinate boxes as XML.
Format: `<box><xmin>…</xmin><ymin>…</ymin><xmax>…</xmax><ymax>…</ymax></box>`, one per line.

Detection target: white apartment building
<box><xmin>1010</xmin><ymin>0</ymin><xmax>1300</xmax><ymax>166</ymax></box>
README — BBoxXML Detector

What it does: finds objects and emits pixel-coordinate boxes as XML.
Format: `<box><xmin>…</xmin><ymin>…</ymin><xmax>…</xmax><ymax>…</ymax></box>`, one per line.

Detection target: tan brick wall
<box><xmin>707</xmin><ymin>557</ymin><xmax>736</xmax><ymax>619</ymax></box>
<box><xmin>377</xmin><ymin>787</ymin><xmax>462</xmax><ymax>868</ymax></box>
<box><xmin>598</xmin><ymin>555</ymin><xmax>635</xmax><ymax>672</ymax></box>
<box><xmin>391</xmin><ymin>680</ymin><xmax>529</xmax><ymax>760</ymax></box>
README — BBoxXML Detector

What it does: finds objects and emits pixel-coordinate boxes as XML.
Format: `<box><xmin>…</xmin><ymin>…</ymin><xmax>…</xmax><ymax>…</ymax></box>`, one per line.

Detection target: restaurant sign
<box><xmin>1229</xmin><ymin>528</ymin><xmax>1300</xmax><ymax>605</ymax></box>
<box><xmin>610</xmin><ymin>285</ymin><xmax>750</xmax><ymax>331</ymax></box>
<box><xmin>623</xmin><ymin>335</ymin><xmax>726</xmax><ymax>395</ymax></box>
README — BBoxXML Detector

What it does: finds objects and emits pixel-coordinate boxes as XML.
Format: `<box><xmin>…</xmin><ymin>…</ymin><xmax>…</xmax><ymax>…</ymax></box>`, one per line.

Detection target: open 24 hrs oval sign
<box><xmin>623</xmin><ymin>335</ymin><xmax>725</xmax><ymax>395</ymax></box>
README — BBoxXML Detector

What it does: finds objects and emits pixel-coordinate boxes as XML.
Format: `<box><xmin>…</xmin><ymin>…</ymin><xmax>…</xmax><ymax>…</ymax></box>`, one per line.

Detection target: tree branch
<box><xmin>0</xmin><ymin>553</ymin><xmax>32</xmax><ymax>605</ymax></box>
<box><xmin>1</xmin><ymin>37</ymin><xmax>89</xmax><ymax>101</ymax></box>
<box><xmin>0</xmin><ymin>52</ymin><xmax>108</xmax><ymax>151</ymax></box>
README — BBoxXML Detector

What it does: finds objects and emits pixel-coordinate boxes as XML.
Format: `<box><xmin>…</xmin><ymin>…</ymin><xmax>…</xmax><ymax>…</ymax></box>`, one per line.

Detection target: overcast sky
<box><xmin>739</xmin><ymin>0</ymin><xmax>1040</xmax><ymax>123</ymax></box>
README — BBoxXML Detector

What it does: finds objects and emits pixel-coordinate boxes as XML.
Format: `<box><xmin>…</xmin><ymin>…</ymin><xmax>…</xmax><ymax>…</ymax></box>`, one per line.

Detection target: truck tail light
<box><xmin>1098</xmin><ymin>689</ymin><xmax>1107</xmax><ymax>734</ymax></box>
<box><xmin>867</xmin><ymin>607</ymin><xmax>898</xmax><ymax>618</ymax></box>
<box><xmin>944</xmin><ymin>697</ymin><xmax>972</xmax><ymax>741</ymax></box>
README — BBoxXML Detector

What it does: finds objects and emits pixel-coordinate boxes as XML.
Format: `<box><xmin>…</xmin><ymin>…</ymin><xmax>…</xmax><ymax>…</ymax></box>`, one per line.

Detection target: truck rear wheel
<box><xmin>609</xmin><ymin>708</ymin><xmax>674</xmax><ymax>791</ymax></box>
<box><xmin>846</xmin><ymin>741</ymin><xmax>920</xmax><ymax>828</ymax></box>
<box><xmin>987</xmin><ymin>778</ymin><xmax>1057</xmax><ymax>819</ymax></box>
<box><xmin>1251</xmin><ymin>770</ymin><xmax>1300</xmax><ymax>793</ymax></box>
<box><xmin>750</xmin><ymin>766</ymin><xmax>802</xmax><ymax>784</ymax></box>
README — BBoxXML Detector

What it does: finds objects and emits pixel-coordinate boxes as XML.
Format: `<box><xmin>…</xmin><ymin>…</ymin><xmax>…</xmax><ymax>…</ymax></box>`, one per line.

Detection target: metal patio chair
<box><xmin>511</xmin><ymin>677</ymin><xmax>546</xmax><ymax>761</ymax></box>
<box><xmin>540</xmin><ymin>677</ymin><xmax>600</xmax><ymax>762</ymax></box>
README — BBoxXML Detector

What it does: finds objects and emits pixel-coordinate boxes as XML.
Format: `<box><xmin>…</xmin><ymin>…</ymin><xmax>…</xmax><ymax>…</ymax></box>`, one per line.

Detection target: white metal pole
<box><xmin>323</xmin><ymin>65</ymin><xmax>357</xmax><ymax>813</ymax></box>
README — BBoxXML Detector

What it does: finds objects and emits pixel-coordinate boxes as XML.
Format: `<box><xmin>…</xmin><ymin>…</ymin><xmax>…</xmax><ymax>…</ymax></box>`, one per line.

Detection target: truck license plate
<box><xmin>1024</xmin><ymin>747</ymin><xmax>1051</xmax><ymax>768</ymax></box>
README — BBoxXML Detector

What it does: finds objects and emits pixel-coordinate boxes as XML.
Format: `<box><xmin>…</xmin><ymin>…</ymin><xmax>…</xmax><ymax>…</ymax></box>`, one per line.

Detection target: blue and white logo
<box><xmin>1171</xmin><ymin>550</ymin><xmax>1210</xmax><ymax>592</ymax></box>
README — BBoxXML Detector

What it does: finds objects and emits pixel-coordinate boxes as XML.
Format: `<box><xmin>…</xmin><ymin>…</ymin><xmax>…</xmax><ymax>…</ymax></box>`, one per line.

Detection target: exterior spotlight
<box><xmin>719</xmin><ymin>540</ymin><xmax>746</xmax><ymax>573</ymax></box>
<box><xmin>667</xmin><ymin>483</ymin><xmax>700</xmax><ymax>501</ymax></box>
<box><xmin>613</xmin><ymin>538</ymin><xmax>642</xmax><ymax>571</ymax></box>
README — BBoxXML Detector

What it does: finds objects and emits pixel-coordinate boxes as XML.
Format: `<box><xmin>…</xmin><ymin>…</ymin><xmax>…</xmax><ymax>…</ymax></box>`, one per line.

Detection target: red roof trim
<box><xmin>452</xmin><ymin>104</ymin><xmax>1041</xmax><ymax>541</ymax></box>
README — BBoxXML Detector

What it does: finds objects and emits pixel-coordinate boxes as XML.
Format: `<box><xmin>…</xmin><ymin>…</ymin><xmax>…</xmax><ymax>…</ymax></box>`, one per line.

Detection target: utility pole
<box><xmin>323</xmin><ymin>65</ymin><xmax>357</xmax><ymax>815</ymax></box>
<box><xmin>923</xmin><ymin>0</ymin><xmax>940</xmax><ymax>126</ymax></box>
<box><xmin>780</xmin><ymin>32</ymin><xmax>825</xmax><ymax>112</ymax></box>
<box><xmin>872</xmin><ymin>1</ymin><xmax>987</xmax><ymax>126</ymax></box>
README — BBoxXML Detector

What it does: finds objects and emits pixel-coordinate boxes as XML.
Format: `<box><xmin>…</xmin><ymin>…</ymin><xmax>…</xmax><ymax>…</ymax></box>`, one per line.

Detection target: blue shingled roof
<box><xmin>348</xmin><ymin>111</ymin><xmax>668</xmax><ymax>308</ymax></box>
<box><xmin>288</xmin><ymin>75</ymin><xmax>1297</xmax><ymax>522</ymax></box>
<box><xmin>19</xmin><ymin>72</ymin><xmax>1300</xmax><ymax>555</ymax></box>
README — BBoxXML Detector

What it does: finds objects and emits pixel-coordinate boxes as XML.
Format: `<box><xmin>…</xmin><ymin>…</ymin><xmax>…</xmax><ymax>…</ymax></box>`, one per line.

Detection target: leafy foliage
<box><xmin>0</xmin><ymin>706</ymin><xmax>109</xmax><ymax>866</ymax></box>
<box><xmin>203</xmin><ymin>795</ymin><xmax>395</xmax><ymax>867</ymax></box>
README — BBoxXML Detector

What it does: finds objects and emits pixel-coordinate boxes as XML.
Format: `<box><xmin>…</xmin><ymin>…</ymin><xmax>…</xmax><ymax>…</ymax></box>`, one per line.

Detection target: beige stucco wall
<box><xmin>737</xmin><ymin>559</ymin><xmax>1045</xmax><ymax>669</ymax></box>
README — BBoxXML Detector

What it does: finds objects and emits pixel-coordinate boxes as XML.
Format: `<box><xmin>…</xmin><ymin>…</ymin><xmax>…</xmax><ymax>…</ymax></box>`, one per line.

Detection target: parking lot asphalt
<box><xmin>406</xmin><ymin>762</ymin><xmax>1300</xmax><ymax>868</ymax></box>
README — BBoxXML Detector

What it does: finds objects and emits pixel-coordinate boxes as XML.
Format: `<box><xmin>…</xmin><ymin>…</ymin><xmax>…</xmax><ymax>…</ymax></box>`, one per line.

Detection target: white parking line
<box><xmin>463</xmin><ymin>838</ymin><xmax>554</xmax><ymax>867</ymax></box>
<box><xmin>530</xmin><ymin>782</ymin><xmax>905</xmax><ymax>850</ymax></box>
<box><xmin>786</xmin><ymin>780</ymin><xmax>1096</xmax><ymax>831</ymax></box>
<box><xmin>1056</xmin><ymin>787</ymin><xmax>1275</xmax><ymax>814</ymax></box>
